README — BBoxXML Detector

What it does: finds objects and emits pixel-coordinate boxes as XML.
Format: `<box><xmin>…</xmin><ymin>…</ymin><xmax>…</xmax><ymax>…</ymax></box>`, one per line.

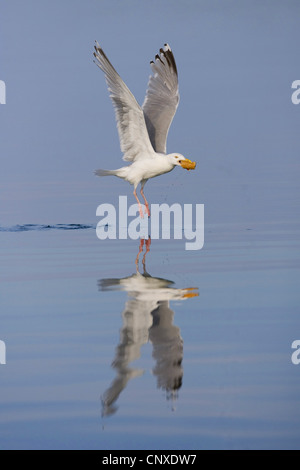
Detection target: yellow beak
<box><xmin>182</xmin><ymin>287</ymin><xmax>199</xmax><ymax>299</ymax></box>
<box><xmin>180</xmin><ymin>159</ymin><xmax>196</xmax><ymax>171</ymax></box>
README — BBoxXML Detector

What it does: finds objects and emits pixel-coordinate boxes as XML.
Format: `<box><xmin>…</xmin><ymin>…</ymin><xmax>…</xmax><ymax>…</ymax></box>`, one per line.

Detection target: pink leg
<box><xmin>142</xmin><ymin>237</ymin><xmax>151</xmax><ymax>270</ymax></box>
<box><xmin>135</xmin><ymin>238</ymin><xmax>145</xmax><ymax>267</ymax></box>
<box><xmin>133</xmin><ymin>188</ymin><xmax>144</xmax><ymax>218</ymax></box>
<box><xmin>140</xmin><ymin>186</ymin><xmax>150</xmax><ymax>217</ymax></box>
<box><xmin>145</xmin><ymin>236</ymin><xmax>151</xmax><ymax>253</ymax></box>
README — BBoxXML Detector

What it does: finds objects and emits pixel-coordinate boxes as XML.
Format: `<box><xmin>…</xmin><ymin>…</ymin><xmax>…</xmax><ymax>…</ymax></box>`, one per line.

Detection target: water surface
<box><xmin>0</xmin><ymin>223</ymin><xmax>299</xmax><ymax>450</ymax></box>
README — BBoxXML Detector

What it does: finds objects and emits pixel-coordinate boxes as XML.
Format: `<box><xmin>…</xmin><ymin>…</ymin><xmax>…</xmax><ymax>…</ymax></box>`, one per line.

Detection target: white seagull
<box><xmin>93</xmin><ymin>42</ymin><xmax>196</xmax><ymax>218</ymax></box>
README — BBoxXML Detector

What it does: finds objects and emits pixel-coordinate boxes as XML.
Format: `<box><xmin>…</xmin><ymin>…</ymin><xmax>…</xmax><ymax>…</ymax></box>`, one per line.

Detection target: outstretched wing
<box><xmin>94</xmin><ymin>42</ymin><xmax>154</xmax><ymax>162</ymax></box>
<box><xmin>142</xmin><ymin>44</ymin><xmax>180</xmax><ymax>154</ymax></box>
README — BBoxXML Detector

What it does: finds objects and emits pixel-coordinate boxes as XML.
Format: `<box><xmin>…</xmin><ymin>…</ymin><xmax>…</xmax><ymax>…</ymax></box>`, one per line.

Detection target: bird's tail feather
<box><xmin>94</xmin><ymin>167</ymin><xmax>129</xmax><ymax>179</ymax></box>
<box><xmin>94</xmin><ymin>169</ymin><xmax>119</xmax><ymax>177</ymax></box>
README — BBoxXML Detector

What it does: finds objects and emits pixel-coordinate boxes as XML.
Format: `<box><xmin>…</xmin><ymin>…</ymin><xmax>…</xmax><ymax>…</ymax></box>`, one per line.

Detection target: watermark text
<box><xmin>0</xmin><ymin>80</ymin><xmax>6</xmax><ymax>104</ymax></box>
<box><xmin>291</xmin><ymin>340</ymin><xmax>300</xmax><ymax>365</ymax></box>
<box><xmin>102</xmin><ymin>454</ymin><xmax>197</xmax><ymax>466</ymax></box>
<box><xmin>0</xmin><ymin>340</ymin><xmax>6</xmax><ymax>365</ymax></box>
<box><xmin>96</xmin><ymin>196</ymin><xmax>204</xmax><ymax>251</ymax></box>
<box><xmin>291</xmin><ymin>80</ymin><xmax>300</xmax><ymax>105</ymax></box>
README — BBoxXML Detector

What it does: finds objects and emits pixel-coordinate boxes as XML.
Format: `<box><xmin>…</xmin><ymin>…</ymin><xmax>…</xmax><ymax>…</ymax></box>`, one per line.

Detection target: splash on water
<box><xmin>0</xmin><ymin>224</ymin><xmax>95</xmax><ymax>232</ymax></box>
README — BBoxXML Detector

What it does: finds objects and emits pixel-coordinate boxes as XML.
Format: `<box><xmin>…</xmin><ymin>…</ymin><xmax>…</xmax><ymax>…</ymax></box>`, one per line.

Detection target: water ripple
<box><xmin>0</xmin><ymin>224</ymin><xmax>96</xmax><ymax>232</ymax></box>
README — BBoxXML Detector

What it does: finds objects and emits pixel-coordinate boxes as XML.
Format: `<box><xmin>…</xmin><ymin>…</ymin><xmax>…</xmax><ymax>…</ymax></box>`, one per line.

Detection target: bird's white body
<box><xmin>126</xmin><ymin>153</ymin><xmax>175</xmax><ymax>183</ymax></box>
<box><xmin>93</xmin><ymin>42</ymin><xmax>196</xmax><ymax>217</ymax></box>
<box><xmin>97</xmin><ymin>152</ymin><xmax>178</xmax><ymax>186</ymax></box>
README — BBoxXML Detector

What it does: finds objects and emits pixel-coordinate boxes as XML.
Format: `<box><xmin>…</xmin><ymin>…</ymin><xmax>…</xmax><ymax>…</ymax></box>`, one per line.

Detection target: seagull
<box><xmin>93</xmin><ymin>42</ymin><xmax>196</xmax><ymax>218</ymax></box>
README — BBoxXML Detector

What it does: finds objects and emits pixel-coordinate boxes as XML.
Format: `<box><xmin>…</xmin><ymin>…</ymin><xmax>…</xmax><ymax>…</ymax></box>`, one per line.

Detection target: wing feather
<box><xmin>142</xmin><ymin>44</ymin><xmax>179</xmax><ymax>154</ymax></box>
<box><xmin>94</xmin><ymin>42</ymin><xmax>154</xmax><ymax>162</ymax></box>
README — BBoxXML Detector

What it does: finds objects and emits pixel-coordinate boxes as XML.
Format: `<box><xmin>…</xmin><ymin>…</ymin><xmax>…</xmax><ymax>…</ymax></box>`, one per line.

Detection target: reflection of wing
<box><xmin>99</xmin><ymin>270</ymin><xmax>198</xmax><ymax>417</ymax></box>
<box><xmin>101</xmin><ymin>364</ymin><xmax>143</xmax><ymax>417</ymax></box>
<box><xmin>149</xmin><ymin>301</ymin><xmax>183</xmax><ymax>398</ymax></box>
<box><xmin>101</xmin><ymin>293</ymin><xmax>153</xmax><ymax>417</ymax></box>
<box><xmin>142</xmin><ymin>44</ymin><xmax>179</xmax><ymax>154</ymax></box>
<box><xmin>94</xmin><ymin>42</ymin><xmax>154</xmax><ymax>162</ymax></box>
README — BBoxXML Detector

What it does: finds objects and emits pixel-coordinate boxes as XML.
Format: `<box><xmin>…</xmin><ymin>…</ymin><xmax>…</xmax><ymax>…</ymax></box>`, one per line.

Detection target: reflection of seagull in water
<box><xmin>99</xmin><ymin>239</ymin><xmax>198</xmax><ymax>417</ymax></box>
<box><xmin>93</xmin><ymin>42</ymin><xmax>196</xmax><ymax>218</ymax></box>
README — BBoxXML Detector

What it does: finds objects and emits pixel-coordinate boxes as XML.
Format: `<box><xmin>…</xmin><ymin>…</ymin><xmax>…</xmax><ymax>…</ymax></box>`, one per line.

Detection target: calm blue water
<box><xmin>0</xmin><ymin>222</ymin><xmax>299</xmax><ymax>450</ymax></box>
<box><xmin>1</xmin><ymin>0</ymin><xmax>300</xmax><ymax>451</ymax></box>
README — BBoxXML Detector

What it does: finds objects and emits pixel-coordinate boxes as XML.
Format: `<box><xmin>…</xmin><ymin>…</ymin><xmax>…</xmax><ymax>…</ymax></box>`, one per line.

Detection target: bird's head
<box><xmin>169</xmin><ymin>153</ymin><xmax>196</xmax><ymax>171</ymax></box>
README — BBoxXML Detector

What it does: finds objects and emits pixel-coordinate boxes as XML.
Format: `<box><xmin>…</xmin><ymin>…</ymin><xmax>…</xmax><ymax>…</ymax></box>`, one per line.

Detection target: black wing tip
<box><xmin>93</xmin><ymin>44</ymin><xmax>108</xmax><ymax>61</ymax></box>
<box><xmin>152</xmin><ymin>43</ymin><xmax>178</xmax><ymax>76</ymax></box>
<box><xmin>162</xmin><ymin>45</ymin><xmax>178</xmax><ymax>76</ymax></box>
<box><xmin>154</xmin><ymin>54</ymin><xmax>163</xmax><ymax>64</ymax></box>
<box><xmin>94</xmin><ymin>40</ymin><xmax>100</xmax><ymax>51</ymax></box>
<box><xmin>94</xmin><ymin>41</ymin><xmax>105</xmax><ymax>56</ymax></box>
